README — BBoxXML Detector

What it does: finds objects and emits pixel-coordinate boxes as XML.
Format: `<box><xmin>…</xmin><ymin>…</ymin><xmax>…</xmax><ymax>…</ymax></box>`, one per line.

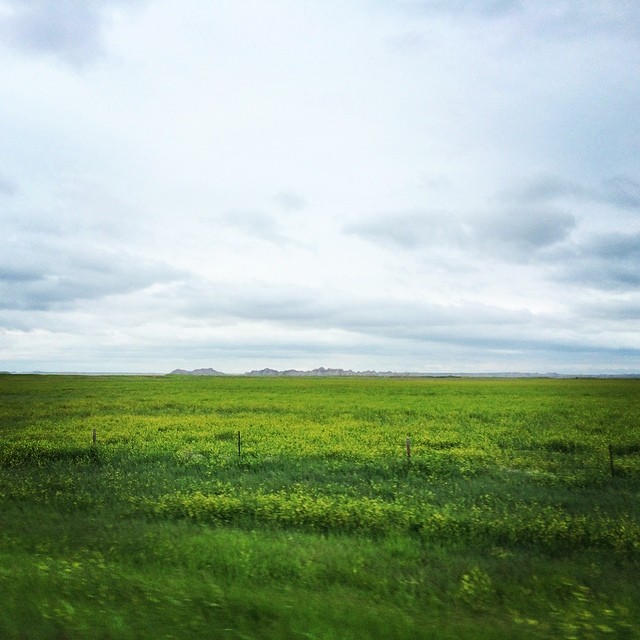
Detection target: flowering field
<box><xmin>1</xmin><ymin>374</ymin><xmax>639</xmax><ymax>639</ymax></box>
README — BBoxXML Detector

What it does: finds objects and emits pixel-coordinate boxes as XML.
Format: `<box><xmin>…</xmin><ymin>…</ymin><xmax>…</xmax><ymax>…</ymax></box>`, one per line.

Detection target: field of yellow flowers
<box><xmin>1</xmin><ymin>374</ymin><xmax>639</xmax><ymax>638</ymax></box>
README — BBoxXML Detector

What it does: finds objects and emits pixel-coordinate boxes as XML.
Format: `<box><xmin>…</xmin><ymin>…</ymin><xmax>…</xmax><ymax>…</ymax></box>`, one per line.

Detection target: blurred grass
<box><xmin>1</xmin><ymin>374</ymin><xmax>639</xmax><ymax>638</ymax></box>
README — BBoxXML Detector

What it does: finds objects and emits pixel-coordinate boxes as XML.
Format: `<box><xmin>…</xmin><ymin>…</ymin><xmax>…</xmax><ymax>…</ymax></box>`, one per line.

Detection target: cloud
<box><xmin>273</xmin><ymin>191</ymin><xmax>307</xmax><ymax>212</ymax></box>
<box><xmin>0</xmin><ymin>173</ymin><xmax>16</xmax><ymax>195</ymax></box>
<box><xmin>587</xmin><ymin>232</ymin><xmax>640</xmax><ymax>262</ymax></box>
<box><xmin>215</xmin><ymin>211</ymin><xmax>287</xmax><ymax>245</ymax></box>
<box><xmin>346</xmin><ymin>205</ymin><xmax>575</xmax><ymax>258</ymax></box>
<box><xmin>2</xmin><ymin>268</ymin><xmax>637</xmax><ymax>373</ymax></box>
<box><xmin>500</xmin><ymin>176</ymin><xmax>590</xmax><ymax>204</ymax></box>
<box><xmin>388</xmin><ymin>0</ymin><xmax>523</xmax><ymax>19</ymax></box>
<box><xmin>557</xmin><ymin>232</ymin><xmax>640</xmax><ymax>290</ymax></box>
<box><xmin>172</xmin><ymin>279</ymin><xmax>536</xmax><ymax>343</ymax></box>
<box><xmin>527</xmin><ymin>1</ymin><xmax>640</xmax><ymax>40</ymax></box>
<box><xmin>478</xmin><ymin>207</ymin><xmax>576</xmax><ymax>254</ymax></box>
<box><xmin>501</xmin><ymin>174</ymin><xmax>640</xmax><ymax>211</ymax></box>
<box><xmin>345</xmin><ymin>211</ymin><xmax>462</xmax><ymax>250</ymax></box>
<box><xmin>385</xmin><ymin>0</ymin><xmax>640</xmax><ymax>38</ymax></box>
<box><xmin>0</xmin><ymin>183</ymin><xmax>184</xmax><ymax>312</ymax></box>
<box><xmin>89</xmin><ymin>277</ymin><xmax>639</xmax><ymax>372</ymax></box>
<box><xmin>579</xmin><ymin>298</ymin><xmax>640</xmax><ymax>324</ymax></box>
<box><xmin>0</xmin><ymin>0</ymin><xmax>143</xmax><ymax>65</ymax></box>
<box><xmin>347</xmin><ymin>173</ymin><xmax>640</xmax><ymax>281</ymax></box>
<box><xmin>0</xmin><ymin>1</ymin><xmax>638</xmax><ymax>373</ymax></box>
<box><xmin>601</xmin><ymin>176</ymin><xmax>640</xmax><ymax>210</ymax></box>
<box><xmin>0</xmin><ymin>246</ymin><xmax>183</xmax><ymax>311</ymax></box>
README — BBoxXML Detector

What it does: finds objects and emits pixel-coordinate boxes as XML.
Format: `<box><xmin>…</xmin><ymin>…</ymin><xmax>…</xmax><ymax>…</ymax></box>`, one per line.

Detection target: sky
<box><xmin>1</xmin><ymin>0</ymin><xmax>639</xmax><ymax>374</ymax></box>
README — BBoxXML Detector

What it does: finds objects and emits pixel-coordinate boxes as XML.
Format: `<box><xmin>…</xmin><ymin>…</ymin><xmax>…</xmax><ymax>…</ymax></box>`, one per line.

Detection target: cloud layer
<box><xmin>0</xmin><ymin>0</ymin><xmax>146</xmax><ymax>65</ymax></box>
<box><xmin>1</xmin><ymin>0</ymin><xmax>639</xmax><ymax>373</ymax></box>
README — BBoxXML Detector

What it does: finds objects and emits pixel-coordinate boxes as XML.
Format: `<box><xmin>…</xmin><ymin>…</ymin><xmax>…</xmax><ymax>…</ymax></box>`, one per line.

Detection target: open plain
<box><xmin>1</xmin><ymin>374</ymin><xmax>639</xmax><ymax>639</ymax></box>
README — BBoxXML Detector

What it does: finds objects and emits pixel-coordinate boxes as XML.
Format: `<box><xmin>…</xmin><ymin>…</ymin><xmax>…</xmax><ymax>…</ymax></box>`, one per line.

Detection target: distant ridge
<box><xmin>168</xmin><ymin>367</ymin><xmax>640</xmax><ymax>379</ymax></box>
<box><xmin>241</xmin><ymin>369</ymin><xmax>577</xmax><ymax>378</ymax></box>
<box><xmin>245</xmin><ymin>367</ymin><xmax>381</xmax><ymax>377</ymax></box>
<box><xmin>4</xmin><ymin>369</ymin><xmax>639</xmax><ymax>378</ymax></box>
<box><xmin>169</xmin><ymin>368</ymin><xmax>226</xmax><ymax>376</ymax></box>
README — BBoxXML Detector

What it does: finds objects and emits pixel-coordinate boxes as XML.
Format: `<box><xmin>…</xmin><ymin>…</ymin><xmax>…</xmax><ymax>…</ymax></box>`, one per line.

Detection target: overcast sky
<box><xmin>1</xmin><ymin>0</ymin><xmax>639</xmax><ymax>374</ymax></box>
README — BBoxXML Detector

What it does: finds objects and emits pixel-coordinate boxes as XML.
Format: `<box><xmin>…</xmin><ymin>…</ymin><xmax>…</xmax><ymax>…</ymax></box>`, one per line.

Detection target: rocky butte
<box><xmin>169</xmin><ymin>368</ymin><xmax>226</xmax><ymax>376</ymax></box>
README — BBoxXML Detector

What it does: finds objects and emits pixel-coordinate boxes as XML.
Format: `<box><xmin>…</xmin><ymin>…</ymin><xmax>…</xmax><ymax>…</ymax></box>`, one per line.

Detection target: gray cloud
<box><xmin>0</xmin><ymin>173</ymin><xmax>16</xmax><ymax>195</ymax></box>
<box><xmin>346</xmin><ymin>205</ymin><xmax>575</xmax><ymax>257</ymax></box>
<box><xmin>479</xmin><ymin>207</ymin><xmax>576</xmax><ymax>254</ymax></box>
<box><xmin>501</xmin><ymin>174</ymin><xmax>640</xmax><ymax>211</ymax></box>
<box><xmin>389</xmin><ymin>0</ymin><xmax>523</xmax><ymax>19</ymax></box>
<box><xmin>345</xmin><ymin>211</ymin><xmax>462</xmax><ymax>250</ymax></box>
<box><xmin>154</xmin><ymin>278</ymin><xmax>640</xmax><ymax>372</ymax></box>
<box><xmin>527</xmin><ymin>1</ymin><xmax>640</xmax><ymax>40</ymax></box>
<box><xmin>216</xmin><ymin>211</ymin><xmax>286</xmax><ymax>244</ymax></box>
<box><xmin>578</xmin><ymin>298</ymin><xmax>640</xmax><ymax>322</ymax></box>
<box><xmin>1</xmin><ymin>193</ymin><xmax>184</xmax><ymax>311</ymax></box>
<box><xmin>554</xmin><ymin>232</ymin><xmax>640</xmax><ymax>290</ymax></box>
<box><xmin>601</xmin><ymin>176</ymin><xmax>640</xmax><ymax>210</ymax></box>
<box><xmin>387</xmin><ymin>0</ymin><xmax>640</xmax><ymax>38</ymax></box>
<box><xmin>0</xmin><ymin>265</ymin><xmax>42</xmax><ymax>283</ymax></box>
<box><xmin>348</xmin><ymin>173</ymin><xmax>636</xmax><ymax>278</ymax></box>
<box><xmin>495</xmin><ymin>175</ymin><xmax>640</xmax><ymax>288</ymax></box>
<box><xmin>175</xmin><ymin>279</ymin><xmax>534</xmax><ymax>340</ymax></box>
<box><xmin>273</xmin><ymin>191</ymin><xmax>307</xmax><ymax>212</ymax></box>
<box><xmin>5</xmin><ymin>181</ymin><xmax>146</xmax><ymax>245</ymax></box>
<box><xmin>0</xmin><ymin>0</ymin><xmax>143</xmax><ymax>65</ymax></box>
<box><xmin>175</xmin><ymin>281</ymin><xmax>324</xmax><ymax>326</ymax></box>
<box><xmin>500</xmin><ymin>176</ymin><xmax>590</xmax><ymax>204</ymax></box>
<box><xmin>0</xmin><ymin>248</ymin><xmax>183</xmax><ymax>311</ymax></box>
<box><xmin>588</xmin><ymin>232</ymin><xmax>640</xmax><ymax>262</ymax></box>
<box><xmin>329</xmin><ymin>300</ymin><xmax>536</xmax><ymax>343</ymax></box>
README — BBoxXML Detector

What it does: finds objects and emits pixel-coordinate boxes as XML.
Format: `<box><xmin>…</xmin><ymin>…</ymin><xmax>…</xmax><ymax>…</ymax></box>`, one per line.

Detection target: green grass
<box><xmin>1</xmin><ymin>374</ymin><xmax>639</xmax><ymax>638</ymax></box>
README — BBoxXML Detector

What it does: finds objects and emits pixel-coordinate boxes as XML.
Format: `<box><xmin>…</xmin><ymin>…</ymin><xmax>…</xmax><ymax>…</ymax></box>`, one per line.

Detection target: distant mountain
<box><xmin>168</xmin><ymin>367</ymin><xmax>640</xmax><ymax>379</ymax></box>
<box><xmin>245</xmin><ymin>367</ymin><xmax>402</xmax><ymax>377</ymax></box>
<box><xmin>246</xmin><ymin>367</ymin><xmax>350</xmax><ymax>377</ymax></box>
<box><xmin>169</xmin><ymin>368</ymin><xmax>226</xmax><ymax>376</ymax></box>
<box><xmin>245</xmin><ymin>368</ymin><xmax>282</xmax><ymax>376</ymax></box>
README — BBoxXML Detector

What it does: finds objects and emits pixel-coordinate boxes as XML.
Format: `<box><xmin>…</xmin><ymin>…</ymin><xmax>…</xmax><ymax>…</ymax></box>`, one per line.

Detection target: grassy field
<box><xmin>0</xmin><ymin>374</ymin><xmax>639</xmax><ymax>639</ymax></box>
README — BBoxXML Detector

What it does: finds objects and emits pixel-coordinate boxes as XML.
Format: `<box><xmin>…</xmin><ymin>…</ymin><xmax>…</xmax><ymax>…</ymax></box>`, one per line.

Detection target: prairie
<box><xmin>0</xmin><ymin>374</ymin><xmax>639</xmax><ymax>639</ymax></box>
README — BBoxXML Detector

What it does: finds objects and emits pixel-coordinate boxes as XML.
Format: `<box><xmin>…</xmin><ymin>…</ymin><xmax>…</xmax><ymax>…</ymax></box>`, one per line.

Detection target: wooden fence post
<box><xmin>406</xmin><ymin>436</ymin><xmax>411</xmax><ymax>461</ymax></box>
<box><xmin>609</xmin><ymin>444</ymin><xmax>615</xmax><ymax>477</ymax></box>
<box><xmin>238</xmin><ymin>431</ymin><xmax>241</xmax><ymax>457</ymax></box>
<box><xmin>92</xmin><ymin>429</ymin><xmax>97</xmax><ymax>446</ymax></box>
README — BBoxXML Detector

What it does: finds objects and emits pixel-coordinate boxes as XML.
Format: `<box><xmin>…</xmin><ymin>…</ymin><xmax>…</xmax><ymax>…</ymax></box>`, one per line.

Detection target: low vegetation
<box><xmin>1</xmin><ymin>374</ymin><xmax>639</xmax><ymax>638</ymax></box>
